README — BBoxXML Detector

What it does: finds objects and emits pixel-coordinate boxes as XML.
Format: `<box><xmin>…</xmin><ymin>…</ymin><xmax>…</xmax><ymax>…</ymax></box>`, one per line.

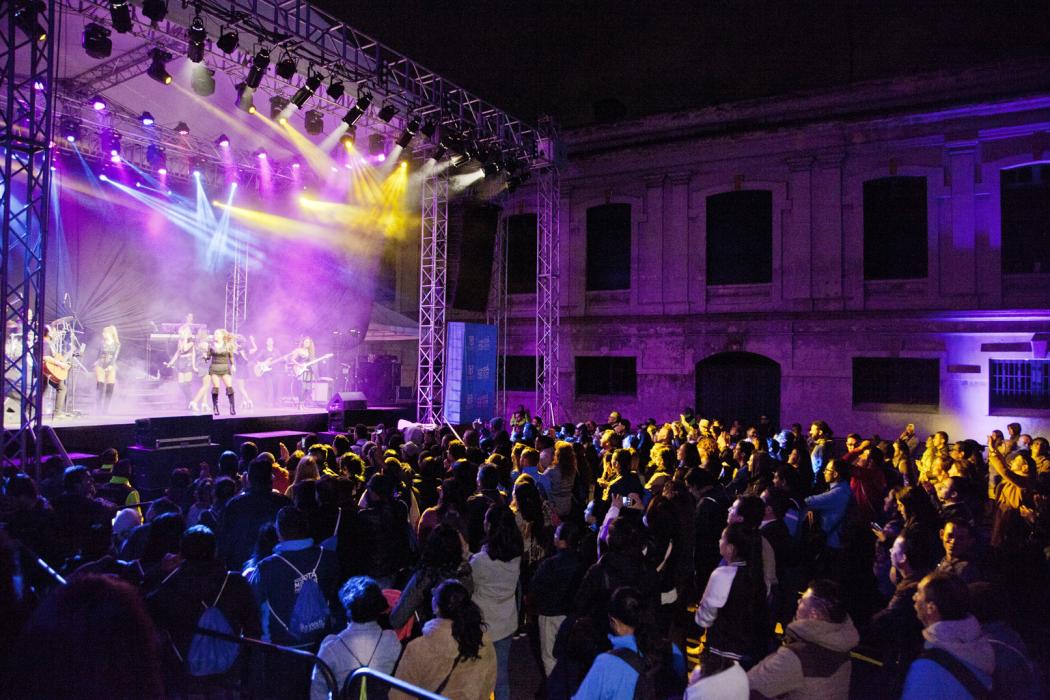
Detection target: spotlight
<box><xmin>245</xmin><ymin>48</ymin><xmax>270</xmax><ymax>89</ymax></box>
<box><xmin>377</xmin><ymin>104</ymin><xmax>397</xmax><ymax>123</ymax></box>
<box><xmin>91</xmin><ymin>95</ymin><xmax>107</xmax><ymax>111</ymax></box>
<box><xmin>174</xmin><ymin>121</ymin><xmax>190</xmax><ymax>135</ymax></box>
<box><xmin>82</xmin><ymin>23</ymin><xmax>112</xmax><ymax>58</ymax></box>
<box><xmin>191</xmin><ymin>65</ymin><xmax>215</xmax><ymax>96</ymax></box>
<box><xmin>216</xmin><ymin>29</ymin><xmax>238</xmax><ymax>54</ymax></box>
<box><xmin>290</xmin><ymin>159</ymin><xmax>301</xmax><ymax>170</ymax></box>
<box><xmin>108</xmin><ymin>0</ymin><xmax>132</xmax><ymax>33</ymax></box>
<box><xmin>103</xmin><ymin>129</ymin><xmax>122</xmax><ymax>156</ymax></box>
<box><xmin>270</xmin><ymin>95</ymin><xmax>289</xmax><ymax>120</ymax></box>
<box><xmin>215</xmin><ymin>134</ymin><xmax>230</xmax><ymax>148</ymax></box>
<box><xmin>140</xmin><ymin>111</ymin><xmax>155</xmax><ymax>126</ymax></box>
<box><xmin>433</xmin><ymin>145</ymin><xmax>447</xmax><ymax>161</ymax></box>
<box><xmin>483</xmin><ymin>159</ymin><xmax>502</xmax><ymax>177</ymax></box>
<box><xmin>275</xmin><ymin>55</ymin><xmax>297</xmax><ymax>80</ymax></box>
<box><xmin>141</xmin><ymin>0</ymin><xmax>167</xmax><ymax>24</ymax></box>
<box><xmin>420</xmin><ymin>119</ymin><xmax>437</xmax><ymax>139</ymax></box>
<box><xmin>60</xmin><ymin>117</ymin><xmax>81</xmax><ymax>143</ymax></box>
<box><xmin>291</xmin><ymin>73</ymin><xmax>322</xmax><ymax>109</ymax></box>
<box><xmin>186</xmin><ymin>15</ymin><xmax>206</xmax><ymax>63</ymax></box>
<box><xmin>146</xmin><ymin>144</ymin><xmax>166</xmax><ymax>171</ymax></box>
<box><xmin>304</xmin><ymin>109</ymin><xmax>324</xmax><ymax>135</ymax></box>
<box><xmin>341</xmin><ymin>92</ymin><xmax>371</xmax><ymax>127</ymax></box>
<box><xmin>326</xmin><ymin>80</ymin><xmax>345</xmax><ymax>100</ymax></box>
<box><xmin>146</xmin><ymin>48</ymin><xmax>173</xmax><ymax>85</ymax></box>
<box><xmin>14</xmin><ymin>1</ymin><xmax>46</xmax><ymax>42</ymax></box>
<box><xmin>341</xmin><ymin>127</ymin><xmax>355</xmax><ymax>145</ymax></box>
<box><xmin>255</xmin><ymin>149</ymin><xmax>267</xmax><ymax>160</ymax></box>
<box><xmin>233</xmin><ymin>83</ymin><xmax>255</xmax><ymax>113</ymax></box>
<box><xmin>397</xmin><ymin>117</ymin><xmax>420</xmax><ymax>148</ymax></box>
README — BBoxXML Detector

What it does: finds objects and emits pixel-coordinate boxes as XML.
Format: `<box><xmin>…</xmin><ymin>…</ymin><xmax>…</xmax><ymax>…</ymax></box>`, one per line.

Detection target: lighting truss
<box><xmin>224</xmin><ymin>238</ymin><xmax>248</xmax><ymax>337</ymax></box>
<box><xmin>486</xmin><ymin>211</ymin><xmax>510</xmax><ymax>418</ymax></box>
<box><xmin>2</xmin><ymin>0</ymin><xmax>56</xmax><ymax>476</ymax></box>
<box><xmin>416</xmin><ymin>168</ymin><xmax>448</xmax><ymax>425</ymax></box>
<box><xmin>535</xmin><ymin>144</ymin><xmax>561</xmax><ymax>425</ymax></box>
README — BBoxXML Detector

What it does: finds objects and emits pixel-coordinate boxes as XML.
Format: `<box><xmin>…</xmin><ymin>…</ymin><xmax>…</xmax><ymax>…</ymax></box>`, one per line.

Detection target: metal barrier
<box><xmin>343</xmin><ymin>667</ymin><xmax>446</xmax><ymax>700</ymax></box>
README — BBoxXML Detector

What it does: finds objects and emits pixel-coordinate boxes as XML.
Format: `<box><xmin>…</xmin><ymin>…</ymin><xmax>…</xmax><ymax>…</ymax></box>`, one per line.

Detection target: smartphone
<box><xmin>623</xmin><ymin>496</ymin><xmax>635</xmax><ymax>507</ymax></box>
<box><xmin>870</xmin><ymin>522</ymin><xmax>882</xmax><ymax>532</ymax></box>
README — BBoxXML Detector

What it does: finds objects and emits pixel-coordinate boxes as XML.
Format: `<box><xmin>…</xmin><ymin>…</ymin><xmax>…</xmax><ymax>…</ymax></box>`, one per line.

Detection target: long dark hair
<box><xmin>434</xmin><ymin>579</ymin><xmax>486</xmax><ymax>661</ymax></box>
<box><xmin>723</xmin><ymin>522</ymin><xmax>765</xmax><ymax>596</ymax></box>
<box><xmin>420</xmin><ymin>523</ymin><xmax>465</xmax><ymax>572</ymax></box>
<box><xmin>436</xmin><ymin>478</ymin><xmax>468</xmax><ymax>515</ymax></box>
<box><xmin>607</xmin><ymin>586</ymin><xmax>669</xmax><ymax>672</ymax></box>
<box><xmin>483</xmin><ymin>505</ymin><xmax>524</xmax><ymax>562</ymax></box>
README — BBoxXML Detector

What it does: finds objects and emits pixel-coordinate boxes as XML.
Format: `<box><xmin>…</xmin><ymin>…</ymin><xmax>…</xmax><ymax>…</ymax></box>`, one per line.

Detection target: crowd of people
<box><xmin>0</xmin><ymin>410</ymin><xmax>1048</xmax><ymax>699</ymax></box>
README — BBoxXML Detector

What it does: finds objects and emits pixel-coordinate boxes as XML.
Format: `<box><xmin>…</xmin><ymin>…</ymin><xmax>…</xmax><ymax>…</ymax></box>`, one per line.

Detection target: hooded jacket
<box><xmin>901</xmin><ymin>615</ymin><xmax>994</xmax><ymax>700</ymax></box>
<box><xmin>391</xmin><ymin>618</ymin><xmax>496</xmax><ymax>700</ymax></box>
<box><xmin>747</xmin><ymin>616</ymin><xmax>860</xmax><ymax>700</ymax></box>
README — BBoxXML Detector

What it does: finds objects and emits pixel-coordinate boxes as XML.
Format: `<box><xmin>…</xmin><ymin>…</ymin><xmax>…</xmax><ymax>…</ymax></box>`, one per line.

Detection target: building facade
<box><xmin>490</xmin><ymin>61</ymin><xmax>1050</xmax><ymax>439</ymax></box>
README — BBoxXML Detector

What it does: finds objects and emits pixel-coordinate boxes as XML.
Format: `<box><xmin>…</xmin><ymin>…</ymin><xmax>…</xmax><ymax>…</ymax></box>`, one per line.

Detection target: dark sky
<box><xmin>313</xmin><ymin>1</ymin><xmax>1050</xmax><ymax>127</ymax></box>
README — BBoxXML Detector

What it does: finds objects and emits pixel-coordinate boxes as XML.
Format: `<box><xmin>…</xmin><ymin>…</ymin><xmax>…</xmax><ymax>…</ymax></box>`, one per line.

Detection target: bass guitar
<box><xmin>292</xmin><ymin>352</ymin><xmax>333</xmax><ymax>379</ymax></box>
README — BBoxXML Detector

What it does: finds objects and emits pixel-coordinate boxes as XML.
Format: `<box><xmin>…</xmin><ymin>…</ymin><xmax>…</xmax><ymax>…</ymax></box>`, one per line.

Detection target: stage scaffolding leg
<box><xmin>535</xmin><ymin>165</ymin><xmax>560</xmax><ymax>428</ymax></box>
<box><xmin>1</xmin><ymin>0</ymin><xmax>57</xmax><ymax>477</ymax></box>
<box><xmin>487</xmin><ymin>214</ymin><xmax>509</xmax><ymax>419</ymax></box>
<box><xmin>224</xmin><ymin>239</ymin><xmax>248</xmax><ymax>337</ymax></box>
<box><xmin>416</xmin><ymin>169</ymin><xmax>448</xmax><ymax>424</ymax></box>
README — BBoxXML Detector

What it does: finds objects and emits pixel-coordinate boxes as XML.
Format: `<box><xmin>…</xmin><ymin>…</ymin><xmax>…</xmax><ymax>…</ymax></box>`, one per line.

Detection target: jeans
<box><xmin>493</xmin><ymin>635</ymin><xmax>512</xmax><ymax>700</ymax></box>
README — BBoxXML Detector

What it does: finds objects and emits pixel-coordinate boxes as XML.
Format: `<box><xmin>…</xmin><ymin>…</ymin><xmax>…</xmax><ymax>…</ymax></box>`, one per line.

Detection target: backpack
<box><xmin>184</xmin><ymin>572</ymin><xmax>240</xmax><ymax>676</ymax></box>
<box><xmin>270</xmin><ymin>552</ymin><xmax>330</xmax><ymax>641</ymax></box>
<box><xmin>919</xmin><ymin>647</ymin><xmax>991</xmax><ymax>700</ymax></box>
<box><xmin>609</xmin><ymin>647</ymin><xmax>685</xmax><ymax>700</ymax></box>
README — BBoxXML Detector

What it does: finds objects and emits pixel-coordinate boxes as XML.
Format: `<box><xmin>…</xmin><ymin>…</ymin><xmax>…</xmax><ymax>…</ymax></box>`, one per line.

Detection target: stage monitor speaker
<box><xmin>451</xmin><ymin>201</ymin><xmax>500</xmax><ymax>312</ymax></box>
<box><xmin>134</xmin><ymin>414</ymin><xmax>213</xmax><ymax>450</ymax></box>
<box><xmin>328</xmin><ymin>391</ymin><xmax>367</xmax><ymax>432</ymax></box>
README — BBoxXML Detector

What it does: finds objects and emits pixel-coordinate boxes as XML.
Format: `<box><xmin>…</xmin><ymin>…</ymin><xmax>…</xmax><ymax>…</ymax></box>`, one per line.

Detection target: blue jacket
<box><xmin>572</xmin><ymin>634</ymin><xmax>686</xmax><ymax>700</ymax></box>
<box><xmin>804</xmin><ymin>481</ymin><xmax>851</xmax><ymax>549</ymax></box>
<box><xmin>901</xmin><ymin>654</ymin><xmax>993</xmax><ymax>700</ymax></box>
<box><xmin>249</xmin><ymin>538</ymin><xmax>341</xmax><ymax>647</ymax></box>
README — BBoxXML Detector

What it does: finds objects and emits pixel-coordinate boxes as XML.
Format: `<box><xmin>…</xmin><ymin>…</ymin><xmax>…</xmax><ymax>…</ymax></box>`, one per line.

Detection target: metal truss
<box><xmin>535</xmin><ymin>164</ymin><xmax>560</xmax><ymax>427</ymax></box>
<box><xmin>2</xmin><ymin>0</ymin><xmax>57</xmax><ymax>474</ymax></box>
<box><xmin>486</xmin><ymin>212</ymin><xmax>509</xmax><ymax>418</ymax></box>
<box><xmin>416</xmin><ymin>168</ymin><xmax>448</xmax><ymax>425</ymax></box>
<box><xmin>224</xmin><ymin>239</ymin><xmax>248</xmax><ymax>337</ymax></box>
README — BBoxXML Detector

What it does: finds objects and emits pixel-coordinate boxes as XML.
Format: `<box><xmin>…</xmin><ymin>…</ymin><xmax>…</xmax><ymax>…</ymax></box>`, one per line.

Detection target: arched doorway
<box><xmin>695</xmin><ymin>352</ymin><xmax>781</xmax><ymax>427</ymax></box>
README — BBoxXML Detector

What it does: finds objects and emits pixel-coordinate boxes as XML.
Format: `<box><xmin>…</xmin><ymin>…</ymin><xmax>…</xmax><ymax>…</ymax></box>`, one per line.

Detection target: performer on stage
<box><xmin>206</xmin><ymin>328</ymin><xmax>237</xmax><ymax>415</ymax></box>
<box><xmin>255</xmin><ymin>336</ymin><xmax>281</xmax><ymax>407</ymax></box>
<box><xmin>42</xmin><ymin>325</ymin><xmax>71</xmax><ymax>418</ymax></box>
<box><xmin>167</xmin><ymin>324</ymin><xmax>197</xmax><ymax>410</ymax></box>
<box><xmin>288</xmin><ymin>336</ymin><xmax>316</xmax><ymax>407</ymax></box>
<box><xmin>190</xmin><ymin>327</ymin><xmax>212</xmax><ymax>413</ymax></box>
<box><xmin>93</xmin><ymin>325</ymin><xmax>120</xmax><ymax>413</ymax></box>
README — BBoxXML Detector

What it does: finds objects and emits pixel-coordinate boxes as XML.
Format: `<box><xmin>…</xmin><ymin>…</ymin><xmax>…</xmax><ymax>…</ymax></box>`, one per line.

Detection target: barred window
<box><xmin>989</xmin><ymin>359</ymin><xmax>1050</xmax><ymax>411</ymax></box>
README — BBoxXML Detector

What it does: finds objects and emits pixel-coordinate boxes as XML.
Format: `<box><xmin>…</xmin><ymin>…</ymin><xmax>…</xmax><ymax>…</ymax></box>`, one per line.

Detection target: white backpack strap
<box><xmin>332</xmin><ymin>507</ymin><xmax>342</xmax><ymax>538</ymax></box>
<box><xmin>309</xmin><ymin>550</ymin><xmax>324</xmax><ymax>575</ymax></box>
<box><xmin>274</xmin><ymin>554</ymin><xmax>306</xmax><ymax>578</ymax></box>
<box><xmin>211</xmin><ymin>572</ymin><xmax>231</xmax><ymax>607</ymax></box>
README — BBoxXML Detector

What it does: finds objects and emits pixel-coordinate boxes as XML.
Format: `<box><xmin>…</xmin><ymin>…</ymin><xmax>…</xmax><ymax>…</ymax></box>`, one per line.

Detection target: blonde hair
<box><xmin>553</xmin><ymin>440</ymin><xmax>577</xmax><ymax>479</ymax></box>
<box><xmin>102</xmin><ymin>325</ymin><xmax>119</xmax><ymax>343</ymax></box>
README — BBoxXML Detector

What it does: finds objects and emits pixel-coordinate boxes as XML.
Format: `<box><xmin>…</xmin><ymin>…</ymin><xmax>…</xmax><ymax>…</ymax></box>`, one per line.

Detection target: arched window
<box><xmin>706</xmin><ymin>190</ymin><xmax>772</xmax><ymax>285</ymax></box>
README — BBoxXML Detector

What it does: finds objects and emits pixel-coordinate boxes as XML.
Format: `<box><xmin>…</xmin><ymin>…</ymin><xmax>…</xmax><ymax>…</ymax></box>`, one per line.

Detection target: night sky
<box><xmin>314</xmin><ymin>1</ymin><xmax>1050</xmax><ymax>127</ymax></box>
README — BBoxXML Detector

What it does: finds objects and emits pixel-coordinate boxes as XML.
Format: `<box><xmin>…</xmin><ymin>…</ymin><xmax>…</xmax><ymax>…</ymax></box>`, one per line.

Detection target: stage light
<box><xmin>60</xmin><ymin>117</ymin><xmax>81</xmax><ymax>143</ymax></box>
<box><xmin>109</xmin><ymin>0</ymin><xmax>132</xmax><ymax>33</ymax></box>
<box><xmin>147</xmin><ymin>48</ymin><xmax>173</xmax><ymax>85</ymax></box>
<box><xmin>420</xmin><ymin>119</ymin><xmax>437</xmax><ymax>139</ymax></box>
<box><xmin>191</xmin><ymin>65</ymin><xmax>215</xmax><ymax>96</ymax></box>
<box><xmin>326</xmin><ymin>80</ymin><xmax>345</xmax><ymax>100</ymax></box>
<box><xmin>14</xmin><ymin>1</ymin><xmax>46</xmax><ymax>42</ymax></box>
<box><xmin>341</xmin><ymin>93</ymin><xmax>371</xmax><ymax>127</ymax></box>
<box><xmin>255</xmin><ymin>149</ymin><xmax>267</xmax><ymax>160</ymax></box>
<box><xmin>141</xmin><ymin>0</ymin><xmax>167</xmax><ymax>24</ymax></box>
<box><xmin>304</xmin><ymin>109</ymin><xmax>324</xmax><ymax>135</ymax></box>
<box><xmin>215</xmin><ymin>134</ymin><xmax>230</xmax><ymax>148</ymax></box>
<box><xmin>377</xmin><ymin>104</ymin><xmax>397</xmax><ymax>123</ymax></box>
<box><xmin>92</xmin><ymin>96</ymin><xmax>107</xmax><ymax>111</ymax></box>
<box><xmin>341</xmin><ymin>128</ymin><xmax>355</xmax><ymax>146</ymax></box>
<box><xmin>216</xmin><ymin>29</ymin><xmax>238</xmax><ymax>54</ymax></box>
<box><xmin>140</xmin><ymin>111</ymin><xmax>155</xmax><ymax>126</ymax></box>
<box><xmin>82</xmin><ymin>23</ymin><xmax>112</xmax><ymax>58</ymax></box>
<box><xmin>158</xmin><ymin>168</ymin><xmax>167</xmax><ymax>175</ymax></box>
<box><xmin>483</xmin><ymin>159</ymin><xmax>502</xmax><ymax>177</ymax></box>
<box><xmin>146</xmin><ymin>144</ymin><xmax>166</xmax><ymax>171</ymax></box>
<box><xmin>186</xmin><ymin>15</ymin><xmax>206</xmax><ymax>63</ymax></box>
<box><xmin>275</xmin><ymin>55</ymin><xmax>297</xmax><ymax>80</ymax></box>
<box><xmin>175</xmin><ymin>121</ymin><xmax>190</xmax><ymax>135</ymax></box>
<box><xmin>99</xmin><ymin>173</ymin><xmax>109</xmax><ymax>182</ymax></box>
<box><xmin>245</xmin><ymin>48</ymin><xmax>270</xmax><ymax>89</ymax></box>
<box><xmin>433</xmin><ymin>145</ymin><xmax>447</xmax><ymax>161</ymax></box>
<box><xmin>397</xmin><ymin>117</ymin><xmax>420</xmax><ymax>148</ymax></box>
<box><xmin>290</xmin><ymin>159</ymin><xmax>301</xmax><ymax>169</ymax></box>
<box><xmin>291</xmin><ymin>74</ymin><xmax>322</xmax><ymax>109</ymax></box>
<box><xmin>33</xmin><ymin>80</ymin><xmax>45</xmax><ymax>91</ymax></box>
<box><xmin>270</xmin><ymin>95</ymin><xmax>289</xmax><ymax>120</ymax></box>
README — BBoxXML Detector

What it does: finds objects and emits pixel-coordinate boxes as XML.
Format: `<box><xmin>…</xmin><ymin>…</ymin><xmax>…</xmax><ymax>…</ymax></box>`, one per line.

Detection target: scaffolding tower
<box><xmin>416</xmin><ymin>169</ymin><xmax>449</xmax><ymax>424</ymax></box>
<box><xmin>1</xmin><ymin>1</ymin><xmax>57</xmax><ymax>474</ymax></box>
<box><xmin>535</xmin><ymin>164</ymin><xmax>561</xmax><ymax>427</ymax></box>
<box><xmin>224</xmin><ymin>240</ymin><xmax>249</xmax><ymax>338</ymax></box>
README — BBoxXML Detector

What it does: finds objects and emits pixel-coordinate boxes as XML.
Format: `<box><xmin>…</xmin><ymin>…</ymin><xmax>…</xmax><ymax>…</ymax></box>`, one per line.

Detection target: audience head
<box><xmin>218</xmin><ymin>450</ymin><xmax>239</xmax><ymax>477</ymax></box>
<box><xmin>339</xmin><ymin>576</ymin><xmax>389</xmax><ymax>623</ymax></box>
<box><xmin>483</xmin><ymin>505</ymin><xmax>524</xmax><ymax>562</ymax></box>
<box><xmin>247</xmin><ymin>455</ymin><xmax>274</xmax><ymax>490</ymax></box>
<box><xmin>239</xmin><ymin>441</ymin><xmax>259</xmax><ymax>463</ymax></box>
<box><xmin>796</xmin><ymin>579</ymin><xmax>847</xmax><ymax>623</ymax></box>
<box><xmin>63</xmin><ymin>465</ymin><xmax>93</xmax><ymax>496</ymax></box>
<box><xmin>421</xmin><ymin>523</ymin><xmax>466</xmax><ymax>570</ymax></box>
<box><xmin>915</xmin><ymin>572</ymin><xmax>971</xmax><ymax>626</ymax></box>
<box><xmin>728</xmin><ymin>495</ymin><xmax>765</xmax><ymax>529</ymax></box>
<box><xmin>275</xmin><ymin>506</ymin><xmax>311</xmax><ymax>542</ymax></box>
<box><xmin>432</xmin><ymin>579</ymin><xmax>486</xmax><ymax>660</ymax></box>
<box><xmin>180</xmin><ymin>524</ymin><xmax>217</xmax><ymax>562</ymax></box>
<box><xmin>940</xmin><ymin>519</ymin><xmax>976</xmax><ymax>561</ymax></box>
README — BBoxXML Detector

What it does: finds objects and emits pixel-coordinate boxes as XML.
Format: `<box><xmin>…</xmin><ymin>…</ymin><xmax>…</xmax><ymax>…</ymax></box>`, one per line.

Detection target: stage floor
<box><xmin>8</xmin><ymin>405</ymin><xmax>328</xmax><ymax>430</ymax></box>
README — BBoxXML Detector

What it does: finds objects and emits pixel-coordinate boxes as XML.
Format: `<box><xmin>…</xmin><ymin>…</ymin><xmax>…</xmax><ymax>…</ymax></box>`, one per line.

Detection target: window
<box><xmin>575</xmin><ymin>356</ymin><xmax>637</xmax><ymax>396</ymax></box>
<box><xmin>500</xmin><ymin>355</ymin><xmax>541</xmax><ymax>392</ymax></box>
<box><xmin>863</xmin><ymin>176</ymin><xmax>928</xmax><ymax>280</ymax></box>
<box><xmin>1001</xmin><ymin>165</ymin><xmax>1050</xmax><ymax>275</ymax></box>
<box><xmin>586</xmin><ymin>204</ymin><xmax>631</xmax><ymax>290</ymax></box>
<box><xmin>706</xmin><ymin>190</ymin><xmax>772</xmax><ymax>285</ymax></box>
<box><xmin>853</xmin><ymin>358</ymin><xmax>939</xmax><ymax>406</ymax></box>
<box><xmin>506</xmin><ymin>214</ymin><xmax>537</xmax><ymax>294</ymax></box>
<box><xmin>990</xmin><ymin>359</ymin><xmax>1050</xmax><ymax>411</ymax></box>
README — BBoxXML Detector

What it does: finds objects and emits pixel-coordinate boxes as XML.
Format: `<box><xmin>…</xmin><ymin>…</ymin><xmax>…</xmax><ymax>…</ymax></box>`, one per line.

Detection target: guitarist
<box><xmin>288</xmin><ymin>336</ymin><xmax>317</xmax><ymax>408</ymax></box>
<box><xmin>42</xmin><ymin>325</ymin><xmax>71</xmax><ymax>418</ymax></box>
<box><xmin>254</xmin><ymin>336</ymin><xmax>282</xmax><ymax>407</ymax></box>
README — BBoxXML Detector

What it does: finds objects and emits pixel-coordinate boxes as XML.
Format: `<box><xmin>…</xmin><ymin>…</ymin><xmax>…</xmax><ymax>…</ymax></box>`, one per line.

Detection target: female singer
<box><xmin>167</xmin><ymin>325</ymin><xmax>197</xmax><ymax>411</ymax></box>
<box><xmin>206</xmin><ymin>329</ymin><xmax>237</xmax><ymax>415</ymax></box>
<box><xmin>93</xmin><ymin>325</ymin><xmax>120</xmax><ymax>413</ymax></box>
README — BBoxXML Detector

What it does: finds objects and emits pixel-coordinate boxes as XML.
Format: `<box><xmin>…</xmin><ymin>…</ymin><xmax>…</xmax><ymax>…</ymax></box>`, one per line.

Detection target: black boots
<box><xmin>104</xmin><ymin>383</ymin><xmax>114</xmax><ymax>412</ymax></box>
<box><xmin>95</xmin><ymin>382</ymin><xmax>104</xmax><ymax>412</ymax></box>
<box><xmin>211</xmin><ymin>389</ymin><xmax>220</xmax><ymax>415</ymax></box>
<box><xmin>226</xmin><ymin>387</ymin><xmax>236</xmax><ymax>416</ymax></box>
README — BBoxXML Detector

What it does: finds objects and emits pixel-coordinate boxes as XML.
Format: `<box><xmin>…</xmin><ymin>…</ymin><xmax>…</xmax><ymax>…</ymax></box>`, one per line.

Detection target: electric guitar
<box><xmin>253</xmin><ymin>351</ymin><xmax>294</xmax><ymax>377</ymax></box>
<box><xmin>292</xmin><ymin>353</ymin><xmax>333</xmax><ymax>379</ymax></box>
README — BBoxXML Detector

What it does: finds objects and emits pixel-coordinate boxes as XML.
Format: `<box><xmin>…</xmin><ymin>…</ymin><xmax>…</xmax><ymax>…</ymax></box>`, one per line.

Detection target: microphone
<box><xmin>63</xmin><ymin>292</ymin><xmax>71</xmax><ymax>307</ymax></box>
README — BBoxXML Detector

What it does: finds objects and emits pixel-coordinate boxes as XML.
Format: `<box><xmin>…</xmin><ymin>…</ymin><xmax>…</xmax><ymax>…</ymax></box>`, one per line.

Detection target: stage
<box><xmin>4</xmin><ymin>403</ymin><xmax>414</xmax><ymax>493</ymax></box>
